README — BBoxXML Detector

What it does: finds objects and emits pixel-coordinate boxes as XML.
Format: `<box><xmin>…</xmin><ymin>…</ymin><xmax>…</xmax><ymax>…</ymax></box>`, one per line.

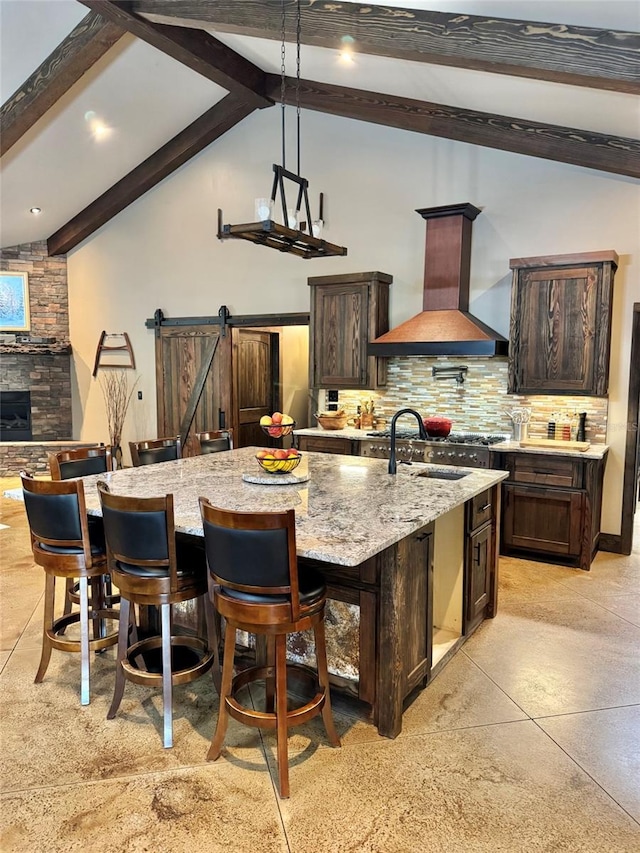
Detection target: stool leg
<box><xmin>314</xmin><ymin>620</ymin><xmax>341</xmax><ymax>748</ymax></box>
<box><xmin>203</xmin><ymin>594</ymin><xmax>221</xmax><ymax>694</ymax></box>
<box><xmin>107</xmin><ymin>597</ymin><xmax>131</xmax><ymax>720</ymax></box>
<box><xmin>161</xmin><ymin>603</ymin><xmax>173</xmax><ymax>748</ymax></box>
<box><xmin>35</xmin><ymin>574</ymin><xmax>55</xmax><ymax>684</ymax></box>
<box><xmin>78</xmin><ymin>576</ymin><xmax>90</xmax><ymax>705</ymax></box>
<box><xmin>265</xmin><ymin>635</ymin><xmax>276</xmax><ymax>713</ymax></box>
<box><xmin>61</xmin><ymin>578</ymin><xmax>74</xmax><ymax>628</ymax></box>
<box><xmin>207</xmin><ymin>621</ymin><xmax>236</xmax><ymax>761</ymax></box>
<box><xmin>275</xmin><ymin>634</ymin><xmax>290</xmax><ymax>798</ymax></box>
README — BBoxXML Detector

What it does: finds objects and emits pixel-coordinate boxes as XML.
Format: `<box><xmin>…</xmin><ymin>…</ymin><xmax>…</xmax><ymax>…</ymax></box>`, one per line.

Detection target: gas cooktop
<box><xmin>366</xmin><ymin>430</ymin><xmax>508</xmax><ymax>446</ymax></box>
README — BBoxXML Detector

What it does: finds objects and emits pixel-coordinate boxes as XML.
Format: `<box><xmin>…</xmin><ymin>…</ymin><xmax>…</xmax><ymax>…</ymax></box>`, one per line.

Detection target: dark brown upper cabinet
<box><xmin>508</xmin><ymin>251</ymin><xmax>618</xmax><ymax>396</ymax></box>
<box><xmin>308</xmin><ymin>271</ymin><xmax>391</xmax><ymax>389</ymax></box>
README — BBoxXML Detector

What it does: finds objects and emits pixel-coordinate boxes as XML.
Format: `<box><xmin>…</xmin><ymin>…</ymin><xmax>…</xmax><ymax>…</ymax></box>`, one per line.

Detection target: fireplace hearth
<box><xmin>0</xmin><ymin>391</ymin><xmax>32</xmax><ymax>441</ymax></box>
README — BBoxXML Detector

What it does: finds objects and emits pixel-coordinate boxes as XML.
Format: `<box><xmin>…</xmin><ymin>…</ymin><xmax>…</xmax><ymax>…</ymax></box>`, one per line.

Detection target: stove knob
<box><xmin>447</xmin><ymin>452</ymin><xmax>456</xmax><ymax>459</ymax></box>
<box><xmin>469</xmin><ymin>453</ymin><xmax>478</xmax><ymax>461</ymax></box>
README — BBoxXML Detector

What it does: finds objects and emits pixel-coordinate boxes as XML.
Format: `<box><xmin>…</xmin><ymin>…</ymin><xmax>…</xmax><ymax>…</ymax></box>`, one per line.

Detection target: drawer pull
<box><xmin>480</xmin><ymin>503</ymin><xmax>492</xmax><ymax>512</ymax></box>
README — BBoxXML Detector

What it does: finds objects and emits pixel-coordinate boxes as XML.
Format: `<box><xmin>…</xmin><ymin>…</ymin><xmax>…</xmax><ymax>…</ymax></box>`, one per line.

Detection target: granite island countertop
<box><xmin>295</xmin><ymin>427</ymin><xmax>609</xmax><ymax>460</ymax></box>
<box><xmin>75</xmin><ymin>447</ymin><xmax>508</xmax><ymax>568</ymax></box>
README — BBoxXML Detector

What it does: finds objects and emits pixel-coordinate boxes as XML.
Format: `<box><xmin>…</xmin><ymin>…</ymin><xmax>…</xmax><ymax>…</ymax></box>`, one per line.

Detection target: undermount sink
<box><xmin>415</xmin><ymin>469</ymin><xmax>470</xmax><ymax>481</ymax></box>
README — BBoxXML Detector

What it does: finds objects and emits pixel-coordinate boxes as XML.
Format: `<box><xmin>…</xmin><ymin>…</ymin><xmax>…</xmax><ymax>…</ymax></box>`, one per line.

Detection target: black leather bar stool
<box><xmin>21</xmin><ymin>472</ymin><xmax>119</xmax><ymax>705</ymax></box>
<box><xmin>129</xmin><ymin>436</ymin><xmax>181</xmax><ymax>467</ymax></box>
<box><xmin>48</xmin><ymin>445</ymin><xmax>114</xmax><ymax>480</ymax></box>
<box><xmin>98</xmin><ymin>482</ymin><xmax>217</xmax><ymax>748</ymax></box>
<box><xmin>199</xmin><ymin>498</ymin><xmax>340</xmax><ymax>798</ymax></box>
<box><xmin>194</xmin><ymin>429</ymin><xmax>233</xmax><ymax>455</ymax></box>
<box><xmin>48</xmin><ymin>444</ymin><xmax>118</xmax><ymax>614</ymax></box>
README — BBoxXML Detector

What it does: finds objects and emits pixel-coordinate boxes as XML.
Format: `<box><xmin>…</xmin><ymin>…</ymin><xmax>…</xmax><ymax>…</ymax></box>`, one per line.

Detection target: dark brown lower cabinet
<box><xmin>503</xmin><ymin>484</ymin><xmax>583</xmax><ymax>557</ymax></box>
<box><xmin>499</xmin><ymin>452</ymin><xmax>607</xmax><ymax>570</ymax></box>
<box><xmin>296</xmin><ymin>435</ymin><xmax>359</xmax><ymax>455</ymax></box>
<box><xmin>466</xmin><ymin>522</ymin><xmax>492</xmax><ymax>630</ymax></box>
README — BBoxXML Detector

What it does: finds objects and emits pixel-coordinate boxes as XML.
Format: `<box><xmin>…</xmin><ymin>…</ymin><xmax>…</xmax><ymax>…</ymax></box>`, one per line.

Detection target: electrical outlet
<box><xmin>137</xmin><ymin>391</ymin><xmax>143</xmax><ymax>400</ymax></box>
<box><xmin>327</xmin><ymin>390</ymin><xmax>339</xmax><ymax>402</ymax></box>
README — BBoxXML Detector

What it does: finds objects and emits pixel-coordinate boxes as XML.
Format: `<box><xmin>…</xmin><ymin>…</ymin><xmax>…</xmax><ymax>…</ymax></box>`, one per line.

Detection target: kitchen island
<box><xmin>77</xmin><ymin>447</ymin><xmax>507</xmax><ymax>738</ymax></box>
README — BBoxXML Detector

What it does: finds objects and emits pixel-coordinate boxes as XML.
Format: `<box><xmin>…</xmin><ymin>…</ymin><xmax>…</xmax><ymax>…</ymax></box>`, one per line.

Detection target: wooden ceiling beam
<box><xmin>0</xmin><ymin>12</ymin><xmax>124</xmax><ymax>157</ymax></box>
<box><xmin>133</xmin><ymin>0</ymin><xmax>640</xmax><ymax>94</ymax></box>
<box><xmin>265</xmin><ymin>75</ymin><xmax>640</xmax><ymax>179</ymax></box>
<box><xmin>47</xmin><ymin>93</ymin><xmax>256</xmax><ymax>255</ymax></box>
<box><xmin>79</xmin><ymin>1</ymin><xmax>272</xmax><ymax>107</ymax></box>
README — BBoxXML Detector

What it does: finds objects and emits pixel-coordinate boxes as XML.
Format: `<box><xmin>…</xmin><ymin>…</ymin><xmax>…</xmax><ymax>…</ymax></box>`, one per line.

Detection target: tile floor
<box><xmin>1</xmin><ymin>480</ymin><xmax>638</xmax><ymax>852</ymax></box>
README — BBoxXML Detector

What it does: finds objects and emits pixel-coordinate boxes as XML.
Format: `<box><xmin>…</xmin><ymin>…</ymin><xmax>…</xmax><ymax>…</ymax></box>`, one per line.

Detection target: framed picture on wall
<box><xmin>0</xmin><ymin>271</ymin><xmax>30</xmax><ymax>331</ymax></box>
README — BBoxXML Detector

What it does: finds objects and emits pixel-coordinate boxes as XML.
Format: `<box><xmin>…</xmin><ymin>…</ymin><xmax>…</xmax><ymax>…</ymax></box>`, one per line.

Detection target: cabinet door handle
<box><xmin>474</xmin><ymin>543</ymin><xmax>482</xmax><ymax>563</ymax></box>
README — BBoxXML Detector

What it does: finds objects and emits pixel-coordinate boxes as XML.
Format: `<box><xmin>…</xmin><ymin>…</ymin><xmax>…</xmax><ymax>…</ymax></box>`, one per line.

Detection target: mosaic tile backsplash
<box><xmin>333</xmin><ymin>357</ymin><xmax>608</xmax><ymax>443</ymax></box>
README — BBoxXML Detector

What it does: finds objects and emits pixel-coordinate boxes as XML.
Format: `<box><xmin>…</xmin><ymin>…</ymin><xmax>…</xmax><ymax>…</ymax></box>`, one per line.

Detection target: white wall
<box><xmin>67</xmin><ymin>107</ymin><xmax>640</xmax><ymax>535</ymax></box>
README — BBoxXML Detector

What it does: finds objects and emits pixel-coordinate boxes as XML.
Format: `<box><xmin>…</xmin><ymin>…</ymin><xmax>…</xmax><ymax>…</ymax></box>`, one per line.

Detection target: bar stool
<box><xmin>129</xmin><ymin>436</ymin><xmax>181</xmax><ymax>467</ymax></box>
<box><xmin>98</xmin><ymin>482</ymin><xmax>217</xmax><ymax>748</ymax></box>
<box><xmin>48</xmin><ymin>444</ymin><xmax>118</xmax><ymax>614</ymax></box>
<box><xmin>199</xmin><ymin>498</ymin><xmax>340</xmax><ymax>798</ymax></box>
<box><xmin>48</xmin><ymin>445</ymin><xmax>114</xmax><ymax>480</ymax></box>
<box><xmin>20</xmin><ymin>472</ymin><xmax>119</xmax><ymax>705</ymax></box>
<box><xmin>194</xmin><ymin>429</ymin><xmax>234</xmax><ymax>455</ymax></box>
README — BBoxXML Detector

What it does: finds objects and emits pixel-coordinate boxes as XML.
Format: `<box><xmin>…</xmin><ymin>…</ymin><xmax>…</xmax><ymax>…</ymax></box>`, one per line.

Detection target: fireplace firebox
<box><xmin>0</xmin><ymin>391</ymin><xmax>32</xmax><ymax>441</ymax></box>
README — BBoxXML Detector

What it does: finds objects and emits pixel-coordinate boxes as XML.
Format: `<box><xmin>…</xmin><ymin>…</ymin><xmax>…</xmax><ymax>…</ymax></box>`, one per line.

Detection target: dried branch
<box><xmin>99</xmin><ymin>369</ymin><xmax>139</xmax><ymax>452</ymax></box>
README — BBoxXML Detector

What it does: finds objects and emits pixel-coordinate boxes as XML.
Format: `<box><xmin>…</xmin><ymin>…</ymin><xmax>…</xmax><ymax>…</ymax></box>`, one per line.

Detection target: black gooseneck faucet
<box><xmin>388</xmin><ymin>408</ymin><xmax>428</xmax><ymax>475</ymax></box>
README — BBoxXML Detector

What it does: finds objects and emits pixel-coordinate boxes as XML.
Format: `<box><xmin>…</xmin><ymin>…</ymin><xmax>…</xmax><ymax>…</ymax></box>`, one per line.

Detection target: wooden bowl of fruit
<box><xmin>259</xmin><ymin>412</ymin><xmax>296</xmax><ymax>438</ymax></box>
<box><xmin>255</xmin><ymin>448</ymin><xmax>302</xmax><ymax>474</ymax></box>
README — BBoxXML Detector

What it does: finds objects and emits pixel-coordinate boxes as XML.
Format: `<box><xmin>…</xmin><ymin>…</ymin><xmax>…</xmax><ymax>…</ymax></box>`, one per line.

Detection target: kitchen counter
<box><xmin>295</xmin><ymin>427</ymin><xmax>609</xmax><ymax>459</ymax></box>
<box><xmin>77</xmin><ymin>447</ymin><xmax>507</xmax><ymax>567</ymax></box>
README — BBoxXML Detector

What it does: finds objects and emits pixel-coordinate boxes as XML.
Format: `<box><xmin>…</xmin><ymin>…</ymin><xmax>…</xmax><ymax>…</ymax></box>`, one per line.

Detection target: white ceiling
<box><xmin>1</xmin><ymin>0</ymin><xmax>639</xmax><ymax>249</ymax></box>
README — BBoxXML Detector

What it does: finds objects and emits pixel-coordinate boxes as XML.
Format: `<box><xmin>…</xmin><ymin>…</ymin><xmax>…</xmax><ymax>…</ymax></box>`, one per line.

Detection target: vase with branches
<box><xmin>99</xmin><ymin>369</ymin><xmax>139</xmax><ymax>468</ymax></box>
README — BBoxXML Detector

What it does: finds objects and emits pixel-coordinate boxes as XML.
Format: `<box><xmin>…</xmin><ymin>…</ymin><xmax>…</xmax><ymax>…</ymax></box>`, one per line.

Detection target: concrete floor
<box><xmin>1</xmin><ymin>479</ymin><xmax>638</xmax><ymax>852</ymax></box>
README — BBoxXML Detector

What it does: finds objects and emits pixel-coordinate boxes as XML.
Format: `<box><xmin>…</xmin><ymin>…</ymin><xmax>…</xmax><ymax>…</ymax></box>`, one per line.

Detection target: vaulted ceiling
<box><xmin>1</xmin><ymin>0</ymin><xmax>638</xmax><ymax>253</ymax></box>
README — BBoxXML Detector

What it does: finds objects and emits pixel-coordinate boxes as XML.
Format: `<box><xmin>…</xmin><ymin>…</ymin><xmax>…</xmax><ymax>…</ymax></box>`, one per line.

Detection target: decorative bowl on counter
<box><xmin>255</xmin><ymin>449</ymin><xmax>302</xmax><ymax>474</ymax></box>
<box><xmin>423</xmin><ymin>416</ymin><xmax>453</xmax><ymax>437</ymax></box>
<box><xmin>315</xmin><ymin>411</ymin><xmax>348</xmax><ymax>430</ymax></box>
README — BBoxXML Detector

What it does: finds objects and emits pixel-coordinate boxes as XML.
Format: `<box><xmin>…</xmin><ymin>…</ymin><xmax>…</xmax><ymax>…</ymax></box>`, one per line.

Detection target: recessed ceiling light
<box><xmin>29</xmin><ymin>207</ymin><xmax>42</xmax><ymax>215</ymax></box>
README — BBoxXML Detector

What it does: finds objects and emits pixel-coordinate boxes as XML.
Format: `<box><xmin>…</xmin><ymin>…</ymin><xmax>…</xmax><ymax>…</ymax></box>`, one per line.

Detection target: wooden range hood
<box><xmin>368</xmin><ymin>203</ymin><xmax>508</xmax><ymax>357</ymax></box>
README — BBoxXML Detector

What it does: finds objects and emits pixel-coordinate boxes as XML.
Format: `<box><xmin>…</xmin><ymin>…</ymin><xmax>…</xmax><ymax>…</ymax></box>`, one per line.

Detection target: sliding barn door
<box><xmin>155</xmin><ymin>325</ymin><xmax>231</xmax><ymax>456</ymax></box>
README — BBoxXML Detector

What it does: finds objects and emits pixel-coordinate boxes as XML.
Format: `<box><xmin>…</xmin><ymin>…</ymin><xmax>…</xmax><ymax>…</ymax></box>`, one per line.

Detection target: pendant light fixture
<box><xmin>217</xmin><ymin>0</ymin><xmax>347</xmax><ymax>260</ymax></box>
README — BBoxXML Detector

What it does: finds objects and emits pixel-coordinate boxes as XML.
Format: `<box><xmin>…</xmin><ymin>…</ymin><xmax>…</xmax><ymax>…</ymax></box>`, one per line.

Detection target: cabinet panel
<box><xmin>466</xmin><ymin>522</ymin><xmax>492</xmax><ymax>630</ymax></box>
<box><xmin>297</xmin><ymin>436</ymin><xmax>357</xmax><ymax>455</ymax></box>
<box><xmin>503</xmin><ymin>484</ymin><xmax>583</xmax><ymax>557</ymax></box>
<box><xmin>506</xmin><ymin>454</ymin><xmax>582</xmax><ymax>488</ymax></box>
<box><xmin>308</xmin><ymin>272</ymin><xmax>391</xmax><ymax>390</ymax></box>
<box><xmin>508</xmin><ymin>252</ymin><xmax>616</xmax><ymax>395</ymax></box>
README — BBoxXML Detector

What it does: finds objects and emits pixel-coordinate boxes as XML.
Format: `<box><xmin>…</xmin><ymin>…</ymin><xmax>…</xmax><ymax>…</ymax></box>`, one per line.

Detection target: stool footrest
<box><xmin>48</xmin><ymin>609</ymin><xmax>120</xmax><ymax>653</ymax></box>
<box><xmin>122</xmin><ymin>635</ymin><xmax>215</xmax><ymax>687</ymax></box>
<box><xmin>226</xmin><ymin>663</ymin><xmax>326</xmax><ymax>731</ymax></box>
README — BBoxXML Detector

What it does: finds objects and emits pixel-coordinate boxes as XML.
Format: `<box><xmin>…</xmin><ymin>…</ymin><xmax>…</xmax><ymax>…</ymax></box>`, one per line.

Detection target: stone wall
<box><xmin>0</xmin><ymin>241</ymin><xmax>69</xmax><ymax>340</ymax></box>
<box><xmin>1</xmin><ymin>242</ymin><xmax>73</xmax><ymax>472</ymax></box>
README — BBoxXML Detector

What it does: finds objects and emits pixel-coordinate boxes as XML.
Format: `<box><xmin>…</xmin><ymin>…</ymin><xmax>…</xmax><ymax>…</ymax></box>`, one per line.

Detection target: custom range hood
<box><xmin>368</xmin><ymin>203</ymin><xmax>508</xmax><ymax>357</ymax></box>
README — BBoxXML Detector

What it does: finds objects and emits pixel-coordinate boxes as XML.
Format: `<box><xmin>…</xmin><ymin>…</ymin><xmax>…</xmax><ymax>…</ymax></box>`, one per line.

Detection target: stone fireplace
<box><xmin>0</xmin><ymin>241</ymin><xmax>79</xmax><ymax>475</ymax></box>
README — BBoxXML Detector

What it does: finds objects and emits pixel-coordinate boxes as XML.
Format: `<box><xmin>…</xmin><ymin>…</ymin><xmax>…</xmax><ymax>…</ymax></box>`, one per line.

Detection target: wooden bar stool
<box><xmin>20</xmin><ymin>472</ymin><xmax>119</xmax><ymax>705</ymax></box>
<box><xmin>48</xmin><ymin>444</ymin><xmax>118</xmax><ymax>615</ymax></box>
<box><xmin>48</xmin><ymin>445</ymin><xmax>114</xmax><ymax>480</ymax></box>
<box><xmin>129</xmin><ymin>436</ymin><xmax>181</xmax><ymax>467</ymax></box>
<box><xmin>194</xmin><ymin>429</ymin><xmax>233</xmax><ymax>455</ymax></box>
<box><xmin>98</xmin><ymin>482</ymin><xmax>217</xmax><ymax>748</ymax></box>
<box><xmin>199</xmin><ymin>499</ymin><xmax>340</xmax><ymax>798</ymax></box>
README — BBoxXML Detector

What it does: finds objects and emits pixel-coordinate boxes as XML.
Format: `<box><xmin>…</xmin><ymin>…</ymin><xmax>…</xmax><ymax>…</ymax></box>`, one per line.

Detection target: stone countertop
<box><xmin>295</xmin><ymin>427</ymin><xmax>609</xmax><ymax>460</ymax></box>
<box><xmin>72</xmin><ymin>447</ymin><xmax>508</xmax><ymax>568</ymax></box>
